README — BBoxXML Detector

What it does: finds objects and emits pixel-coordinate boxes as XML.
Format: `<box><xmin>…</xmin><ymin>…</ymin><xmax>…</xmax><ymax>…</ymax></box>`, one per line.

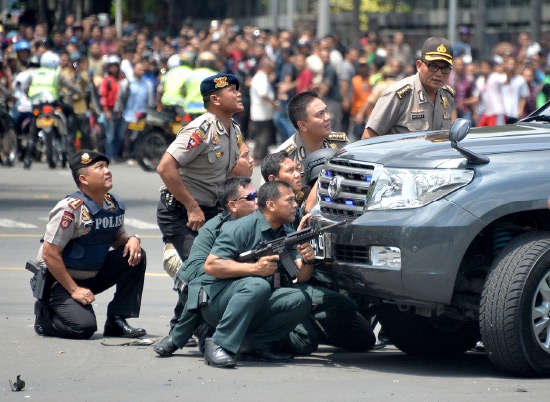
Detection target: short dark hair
<box><xmin>71</xmin><ymin>167</ymin><xmax>86</xmax><ymax>187</ymax></box>
<box><xmin>257</xmin><ymin>180</ymin><xmax>292</xmax><ymax>210</ymax></box>
<box><xmin>288</xmin><ymin>91</ymin><xmax>319</xmax><ymax>130</ymax></box>
<box><xmin>260</xmin><ymin>151</ymin><xmax>288</xmax><ymax>182</ymax></box>
<box><xmin>218</xmin><ymin>176</ymin><xmax>251</xmax><ymax>211</ymax></box>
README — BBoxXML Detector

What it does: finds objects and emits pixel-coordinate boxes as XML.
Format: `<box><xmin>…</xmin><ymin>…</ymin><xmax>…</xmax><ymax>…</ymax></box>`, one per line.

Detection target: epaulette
<box><xmin>231</xmin><ymin>118</ymin><xmax>240</xmax><ymax>128</ymax></box>
<box><xmin>442</xmin><ymin>85</ymin><xmax>455</xmax><ymax>97</ymax></box>
<box><xmin>327</xmin><ymin>132</ymin><xmax>347</xmax><ymax>142</ymax></box>
<box><xmin>395</xmin><ymin>84</ymin><xmax>412</xmax><ymax>99</ymax></box>
<box><xmin>68</xmin><ymin>198</ymin><xmax>84</xmax><ymax>210</ymax></box>
<box><xmin>284</xmin><ymin>144</ymin><xmax>297</xmax><ymax>155</ymax></box>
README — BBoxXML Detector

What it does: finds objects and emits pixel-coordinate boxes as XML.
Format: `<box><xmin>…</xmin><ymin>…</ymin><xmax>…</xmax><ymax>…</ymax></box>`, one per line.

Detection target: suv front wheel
<box><xmin>480</xmin><ymin>232</ymin><xmax>550</xmax><ymax>377</ymax></box>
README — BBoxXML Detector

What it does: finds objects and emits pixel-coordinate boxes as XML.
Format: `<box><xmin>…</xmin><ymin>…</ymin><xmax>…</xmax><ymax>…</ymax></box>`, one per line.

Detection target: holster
<box><xmin>173</xmin><ymin>276</ymin><xmax>188</xmax><ymax>294</ymax></box>
<box><xmin>160</xmin><ymin>188</ymin><xmax>183</xmax><ymax>211</ymax></box>
<box><xmin>25</xmin><ymin>261</ymin><xmax>48</xmax><ymax>300</ymax></box>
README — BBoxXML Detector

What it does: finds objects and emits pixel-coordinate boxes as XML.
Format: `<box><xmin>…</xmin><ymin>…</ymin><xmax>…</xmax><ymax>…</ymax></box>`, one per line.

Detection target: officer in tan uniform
<box><xmin>276</xmin><ymin>91</ymin><xmax>348</xmax><ymax>208</ymax></box>
<box><xmin>157</xmin><ymin>73</ymin><xmax>244</xmax><ymax>264</ymax></box>
<box><xmin>363</xmin><ymin>37</ymin><xmax>455</xmax><ymax>138</ymax></box>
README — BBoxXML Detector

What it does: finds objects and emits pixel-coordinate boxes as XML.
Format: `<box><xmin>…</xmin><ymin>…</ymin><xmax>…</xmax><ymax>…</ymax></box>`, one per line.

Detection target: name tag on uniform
<box><xmin>411</xmin><ymin>108</ymin><xmax>424</xmax><ymax>119</ymax></box>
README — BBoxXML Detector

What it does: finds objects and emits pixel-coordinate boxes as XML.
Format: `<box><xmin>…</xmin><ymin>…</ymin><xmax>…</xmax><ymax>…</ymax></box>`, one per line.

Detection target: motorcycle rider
<box><xmin>14</xmin><ymin>40</ymin><xmax>31</xmax><ymax>73</ymax></box>
<box><xmin>158</xmin><ymin>52</ymin><xmax>196</xmax><ymax>114</ymax></box>
<box><xmin>20</xmin><ymin>51</ymin><xmax>82</xmax><ymax>169</ymax></box>
<box><xmin>182</xmin><ymin>51</ymin><xmax>219</xmax><ymax>117</ymax></box>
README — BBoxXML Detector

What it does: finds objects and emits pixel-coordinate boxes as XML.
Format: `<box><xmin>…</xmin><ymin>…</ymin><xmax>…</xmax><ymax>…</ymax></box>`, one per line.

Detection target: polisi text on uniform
<box><xmin>95</xmin><ymin>215</ymin><xmax>124</xmax><ymax>230</ymax></box>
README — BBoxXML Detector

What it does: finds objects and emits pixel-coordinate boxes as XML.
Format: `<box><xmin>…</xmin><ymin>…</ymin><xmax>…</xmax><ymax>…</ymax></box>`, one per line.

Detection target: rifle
<box><xmin>237</xmin><ymin>221</ymin><xmax>345</xmax><ymax>279</ymax></box>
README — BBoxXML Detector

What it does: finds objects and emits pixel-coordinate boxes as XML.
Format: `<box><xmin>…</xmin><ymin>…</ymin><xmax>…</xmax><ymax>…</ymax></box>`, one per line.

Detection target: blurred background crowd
<box><xmin>1</xmin><ymin>6</ymin><xmax>550</xmax><ymax>166</ymax></box>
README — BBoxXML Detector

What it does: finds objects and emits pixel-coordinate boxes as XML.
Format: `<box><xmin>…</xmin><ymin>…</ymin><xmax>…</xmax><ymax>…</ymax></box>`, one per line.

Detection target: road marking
<box><xmin>0</xmin><ymin>219</ymin><xmax>38</xmax><ymax>228</ymax></box>
<box><xmin>1</xmin><ymin>267</ymin><xmax>168</xmax><ymax>277</ymax></box>
<box><xmin>124</xmin><ymin>218</ymin><xmax>159</xmax><ymax>230</ymax></box>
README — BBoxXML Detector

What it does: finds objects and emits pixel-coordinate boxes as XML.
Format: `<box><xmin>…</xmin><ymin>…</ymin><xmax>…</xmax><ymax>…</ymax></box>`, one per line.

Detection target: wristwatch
<box><xmin>131</xmin><ymin>234</ymin><xmax>141</xmax><ymax>244</ymax></box>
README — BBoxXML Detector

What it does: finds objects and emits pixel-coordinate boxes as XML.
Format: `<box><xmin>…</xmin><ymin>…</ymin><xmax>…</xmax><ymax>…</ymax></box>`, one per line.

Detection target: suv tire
<box><xmin>480</xmin><ymin>232</ymin><xmax>550</xmax><ymax>377</ymax></box>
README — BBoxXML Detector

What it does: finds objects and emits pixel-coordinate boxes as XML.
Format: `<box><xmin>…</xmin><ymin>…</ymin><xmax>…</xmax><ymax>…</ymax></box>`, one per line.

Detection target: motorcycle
<box><xmin>25</xmin><ymin>92</ymin><xmax>68</xmax><ymax>169</ymax></box>
<box><xmin>129</xmin><ymin>106</ymin><xmax>193</xmax><ymax>172</ymax></box>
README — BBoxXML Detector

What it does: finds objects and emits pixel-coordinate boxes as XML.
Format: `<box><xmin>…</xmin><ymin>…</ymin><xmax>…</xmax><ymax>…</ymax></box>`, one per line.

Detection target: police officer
<box><xmin>277</xmin><ymin>91</ymin><xmax>349</xmax><ymax>210</ymax></box>
<box><xmin>22</xmin><ymin>51</ymin><xmax>82</xmax><ymax>169</ymax></box>
<box><xmin>158</xmin><ymin>52</ymin><xmax>195</xmax><ymax>112</ymax></box>
<box><xmin>182</xmin><ymin>51</ymin><xmax>219</xmax><ymax>117</ymax></box>
<box><xmin>363</xmin><ymin>37</ymin><xmax>455</xmax><ymax>138</ymax></box>
<box><xmin>33</xmin><ymin>150</ymin><xmax>147</xmax><ymax>339</ymax></box>
<box><xmin>156</xmin><ymin>72</ymin><xmax>243</xmax><ymax>263</ymax></box>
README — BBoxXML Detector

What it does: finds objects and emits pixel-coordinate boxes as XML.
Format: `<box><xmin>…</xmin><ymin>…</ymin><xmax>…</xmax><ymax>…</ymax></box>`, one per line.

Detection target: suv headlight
<box><xmin>365</xmin><ymin>167</ymin><xmax>474</xmax><ymax>210</ymax></box>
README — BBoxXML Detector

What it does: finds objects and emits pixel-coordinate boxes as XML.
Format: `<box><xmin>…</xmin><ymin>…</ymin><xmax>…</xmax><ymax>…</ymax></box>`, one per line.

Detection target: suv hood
<box><xmin>337</xmin><ymin>124</ymin><xmax>550</xmax><ymax>168</ymax></box>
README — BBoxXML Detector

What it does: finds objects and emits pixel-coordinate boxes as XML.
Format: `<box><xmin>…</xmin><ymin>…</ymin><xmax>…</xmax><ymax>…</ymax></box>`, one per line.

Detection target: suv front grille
<box><xmin>333</xmin><ymin>244</ymin><xmax>370</xmax><ymax>264</ymax></box>
<box><xmin>317</xmin><ymin>158</ymin><xmax>375</xmax><ymax>217</ymax></box>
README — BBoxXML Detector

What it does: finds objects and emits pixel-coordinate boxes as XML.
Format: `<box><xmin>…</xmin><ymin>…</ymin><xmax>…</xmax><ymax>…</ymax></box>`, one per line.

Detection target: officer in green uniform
<box><xmin>154</xmin><ymin>176</ymin><xmax>258</xmax><ymax>356</ymax></box>
<box><xmin>363</xmin><ymin>37</ymin><xmax>455</xmax><ymax>138</ymax></box>
<box><xmin>197</xmin><ymin>181</ymin><xmax>315</xmax><ymax>368</ymax></box>
<box><xmin>261</xmin><ymin>152</ymin><xmax>376</xmax><ymax>352</ymax></box>
<box><xmin>277</xmin><ymin>91</ymin><xmax>349</xmax><ymax>210</ymax></box>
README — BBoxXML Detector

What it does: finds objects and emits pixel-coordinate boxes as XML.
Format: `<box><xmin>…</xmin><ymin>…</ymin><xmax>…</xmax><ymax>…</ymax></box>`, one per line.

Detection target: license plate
<box><xmin>170</xmin><ymin>122</ymin><xmax>184</xmax><ymax>135</ymax></box>
<box><xmin>312</xmin><ymin>233</ymin><xmax>327</xmax><ymax>260</ymax></box>
<box><xmin>36</xmin><ymin>116</ymin><xmax>54</xmax><ymax>128</ymax></box>
<box><xmin>128</xmin><ymin>120</ymin><xmax>146</xmax><ymax>131</ymax></box>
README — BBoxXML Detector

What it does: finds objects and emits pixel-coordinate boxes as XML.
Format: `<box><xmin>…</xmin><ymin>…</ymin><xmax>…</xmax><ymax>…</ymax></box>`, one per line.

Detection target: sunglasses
<box><xmin>421</xmin><ymin>60</ymin><xmax>452</xmax><ymax>74</ymax></box>
<box><xmin>233</xmin><ymin>192</ymin><xmax>257</xmax><ymax>202</ymax></box>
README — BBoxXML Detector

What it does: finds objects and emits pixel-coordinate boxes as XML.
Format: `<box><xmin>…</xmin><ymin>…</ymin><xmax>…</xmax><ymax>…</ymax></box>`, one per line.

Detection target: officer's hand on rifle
<box><xmin>255</xmin><ymin>255</ymin><xmax>279</xmax><ymax>277</ymax></box>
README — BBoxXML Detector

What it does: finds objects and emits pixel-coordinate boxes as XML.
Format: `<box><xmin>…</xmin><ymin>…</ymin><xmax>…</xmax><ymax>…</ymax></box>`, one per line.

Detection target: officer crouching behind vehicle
<box><xmin>32</xmin><ymin>150</ymin><xmax>147</xmax><ymax>339</ymax></box>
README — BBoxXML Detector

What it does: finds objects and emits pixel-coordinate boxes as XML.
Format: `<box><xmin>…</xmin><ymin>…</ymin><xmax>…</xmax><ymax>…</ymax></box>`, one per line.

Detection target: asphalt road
<box><xmin>0</xmin><ymin>160</ymin><xmax>548</xmax><ymax>401</ymax></box>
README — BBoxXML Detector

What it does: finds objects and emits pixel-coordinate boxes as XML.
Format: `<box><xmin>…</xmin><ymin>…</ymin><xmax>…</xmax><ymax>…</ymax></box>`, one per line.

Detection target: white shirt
<box><xmin>250</xmin><ymin>70</ymin><xmax>275</xmax><ymax>121</ymax></box>
<box><xmin>501</xmin><ymin>75</ymin><xmax>529</xmax><ymax>119</ymax></box>
<box><xmin>478</xmin><ymin>72</ymin><xmax>507</xmax><ymax>116</ymax></box>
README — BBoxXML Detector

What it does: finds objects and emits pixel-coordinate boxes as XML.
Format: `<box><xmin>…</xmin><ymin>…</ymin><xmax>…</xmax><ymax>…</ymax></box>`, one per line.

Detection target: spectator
<box><xmin>295</xmin><ymin>53</ymin><xmax>313</xmax><ymax>94</ymax></box>
<box><xmin>389</xmin><ymin>32</ymin><xmax>413</xmax><ymax>67</ymax></box>
<box><xmin>448</xmin><ymin>56</ymin><xmax>476</xmax><ymax>125</ymax></box>
<box><xmin>521</xmin><ymin>66</ymin><xmax>539</xmax><ymax>117</ymax></box>
<box><xmin>349</xmin><ymin>57</ymin><xmax>371</xmax><ymax>141</ymax></box>
<box><xmin>501</xmin><ymin>56</ymin><xmax>529</xmax><ymax>124</ymax></box>
<box><xmin>273</xmin><ymin>46</ymin><xmax>297</xmax><ymax>143</ymax></box>
<box><xmin>318</xmin><ymin>48</ymin><xmax>343</xmax><ymax>132</ymax></box>
<box><xmin>475</xmin><ymin>59</ymin><xmax>506</xmax><ymax>127</ymax></box>
<box><xmin>249</xmin><ymin>57</ymin><xmax>277</xmax><ymax>161</ymax></box>
<box><xmin>453</xmin><ymin>26</ymin><xmax>473</xmax><ymax>64</ymax></box>
<box><xmin>339</xmin><ymin>47</ymin><xmax>359</xmax><ymax>134</ymax></box>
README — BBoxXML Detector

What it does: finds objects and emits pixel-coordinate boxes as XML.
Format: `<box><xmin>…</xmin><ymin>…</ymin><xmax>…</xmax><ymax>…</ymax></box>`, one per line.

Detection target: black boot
<box><xmin>103</xmin><ymin>316</ymin><xmax>146</xmax><ymax>338</ymax></box>
<box><xmin>204</xmin><ymin>338</ymin><xmax>236</xmax><ymax>368</ymax></box>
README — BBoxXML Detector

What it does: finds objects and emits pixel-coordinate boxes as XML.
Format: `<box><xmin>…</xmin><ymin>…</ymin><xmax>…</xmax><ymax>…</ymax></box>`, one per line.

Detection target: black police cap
<box><xmin>200</xmin><ymin>73</ymin><xmax>240</xmax><ymax>97</ymax></box>
<box><xmin>69</xmin><ymin>150</ymin><xmax>110</xmax><ymax>171</ymax></box>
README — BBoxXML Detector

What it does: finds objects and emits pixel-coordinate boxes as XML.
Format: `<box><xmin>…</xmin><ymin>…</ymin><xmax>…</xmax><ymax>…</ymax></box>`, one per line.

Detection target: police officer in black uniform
<box><xmin>33</xmin><ymin>150</ymin><xmax>147</xmax><ymax>339</ymax></box>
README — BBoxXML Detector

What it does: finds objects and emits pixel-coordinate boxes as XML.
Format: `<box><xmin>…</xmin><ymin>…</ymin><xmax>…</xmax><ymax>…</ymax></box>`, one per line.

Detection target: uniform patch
<box><xmin>81</xmin><ymin>206</ymin><xmax>91</xmax><ymax>222</ymax></box>
<box><xmin>285</xmin><ymin>144</ymin><xmax>296</xmax><ymax>155</ymax></box>
<box><xmin>411</xmin><ymin>108</ymin><xmax>425</xmax><ymax>119</ymax></box>
<box><xmin>236</xmin><ymin>133</ymin><xmax>244</xmax><ymax>147</ymax></box>
<box><xmin>69</xmin><ymin>198</ymin><xmax>83</xmax><ymax>210</ymax></box>
<box><xmin>215</xmin><ymin>120</ymin><xmax>225</xmax><ymax>133</ymax></box>
<box><xmin>187</xmin><ymin>132</ymin><xmax>204</xmax><ymax>149</ymax></box>
<box><xmin>327</xmin><ymin>132</ymin><xmax>347</xmax><ymax>141</ymax></box>
<box><xmin>194</xmin><ymin>129</ymin><xmax>206</xmax><ymax>140</ymax></box>
<box><xmin>418</xmin><ymin>90</ymin><xmax>426</xmax><ymax>102</ymax></box>
<box><xmin>104</xmin><ymin>194</ymin><xmax>116</xmax><ymax>211</ymax></box>
<box><xmin>214</xmin><ymin>76</ymin><xmax>229</xmax><ymax>89</ymax></box>
<box><xmin>442</xmin><ymin>95</ymin><xmax>449</xmax><ymax>110</ymax></box>
<box><xmin>64</xmin><ymin>210</ymin><xmax>75</xmax><ymax>220</ymax></box>
<box><xmin>60</xmin><ymin>215</ymin><xmax>73</xmax><ymax>229</ymax></box>
<box><xmin>396</xmin><ymin>84</ymin><xmax>412</xmax><ymax>99</ymax></box>
<box><xmin>299</xmin><ymin>146</ymin><xmax>306</xmax><ymax>159</ymax></box>
<box><xmin>443</xmin><ymin>85</ymin><xmax>455</xmax><ymax>97</ymax></box>
<box><xmin>199</xmin><ymin>121</ymin><xmax>211</xmax><ymax>134</ymax></box>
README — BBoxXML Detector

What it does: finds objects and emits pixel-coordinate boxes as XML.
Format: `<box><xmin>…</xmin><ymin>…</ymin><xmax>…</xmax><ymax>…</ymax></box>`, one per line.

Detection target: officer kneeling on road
<box><xmin>30</xmin><ymin>150</ymin><xmax>147</xmax><ymax>339</ymax></box>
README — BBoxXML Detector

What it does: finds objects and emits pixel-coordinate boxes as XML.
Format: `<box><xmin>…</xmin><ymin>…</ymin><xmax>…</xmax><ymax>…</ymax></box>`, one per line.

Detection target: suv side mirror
<box><xmin>449</xmin><ymin>118</ymin><xmax>490</xmax><ymax>164</ymax></box>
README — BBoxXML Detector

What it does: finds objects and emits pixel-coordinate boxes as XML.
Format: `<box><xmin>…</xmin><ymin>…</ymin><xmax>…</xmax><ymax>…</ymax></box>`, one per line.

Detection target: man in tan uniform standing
<box><xmin>363</xmin><ymin>37</ymin><xmax>455</xmax><ymax>138</ymax></box>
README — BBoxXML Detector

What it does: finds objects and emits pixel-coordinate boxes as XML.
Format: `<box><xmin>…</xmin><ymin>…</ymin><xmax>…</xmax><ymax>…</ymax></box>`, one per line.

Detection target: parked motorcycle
<box><xmin>130</xmin><ymin>106</ymin><xmax>192</xmax><ymax>172</ymax></box>
<box><xmin>25</xmin><ymin>92</ymin><xmax>68</xmax><ymax>169</ymax></box>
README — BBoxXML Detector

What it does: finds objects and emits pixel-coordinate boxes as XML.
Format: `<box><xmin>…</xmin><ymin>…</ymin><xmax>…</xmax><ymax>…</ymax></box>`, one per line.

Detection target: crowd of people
<box><xmin>3</xmin><ymin>14</ymin><xmax>550</xmax><ymax>169</ymax></box>
<box><xmin>23</xmin><ymin>11</ymin><xmax>550</xmax><ymax>368</ymax></box>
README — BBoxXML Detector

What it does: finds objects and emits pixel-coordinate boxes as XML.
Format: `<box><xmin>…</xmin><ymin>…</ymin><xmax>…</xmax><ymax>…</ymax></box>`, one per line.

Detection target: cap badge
<box><xmin>214</xmin><ymin>76</ymin><xmax>229</xmax><ymax>89</ymax></box>
<box><xmin>81</xmin><ymin>153</ymin><xmax>92</xmax><ymax>165</ymax></box>
<box><xmin>437</xmin><ymin>44</ymin><xmax>447</xmax><ymax>53</ymax></box>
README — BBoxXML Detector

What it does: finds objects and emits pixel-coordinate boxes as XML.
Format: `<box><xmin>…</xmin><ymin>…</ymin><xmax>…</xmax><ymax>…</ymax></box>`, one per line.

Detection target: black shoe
<box><xmin>184</xmin><ymin>337</ymin><xmax>197</xmax><ymax>347</ymax></box>
<box><xmin>103</xmin><ymin>316</ymin><xmax>146</xmax><ymax>338</ymax></box>
<box><xmin>194</xmin><ymin>322</ymin><xmax>215</xmax><ymax>354</ymax></box>
<box><xmin>249</xmin><ymin>349</ymin><xmax>293</xmax><ymax>363</ymax></box>
<box><xmin>154</xmin><ymin>335</ymin><xmax>178</xmax><ymax>357</ymax></box>
<box><xmin>204</xmin><ymin>338</ymin><xmax>236</xmax><ymax>368</ymax></box>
